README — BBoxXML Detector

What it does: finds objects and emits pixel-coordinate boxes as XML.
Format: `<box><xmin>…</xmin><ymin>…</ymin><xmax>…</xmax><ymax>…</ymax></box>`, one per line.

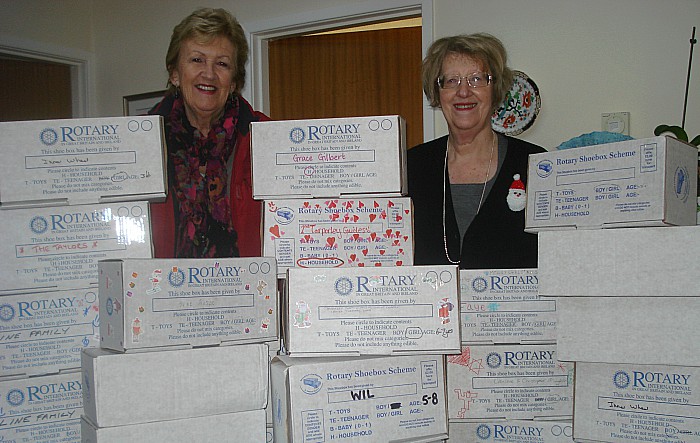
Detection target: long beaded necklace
<box><xmin>442</xmin><ymin>133</ymin><xmax>496</xmax><ymax>264</ymax></box>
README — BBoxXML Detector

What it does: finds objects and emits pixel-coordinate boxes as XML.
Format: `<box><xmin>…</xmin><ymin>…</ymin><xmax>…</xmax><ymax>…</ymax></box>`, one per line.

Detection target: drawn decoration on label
<box><xmin>293</xmin><ymin>300</ymin><xmax>312</xmax><ymax>328</ymax></box>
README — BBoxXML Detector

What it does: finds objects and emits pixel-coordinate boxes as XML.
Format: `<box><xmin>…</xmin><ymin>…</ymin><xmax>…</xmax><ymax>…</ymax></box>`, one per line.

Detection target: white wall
<box><xmin>1</xmin><ymin>0</ymin><xmax>698</xmax><ymax>150</ymax></box>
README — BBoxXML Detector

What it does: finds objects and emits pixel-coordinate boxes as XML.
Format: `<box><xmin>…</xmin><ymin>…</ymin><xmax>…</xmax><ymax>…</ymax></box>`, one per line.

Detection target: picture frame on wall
<box><xmin>122</xmin><ymin>90</ymin><xmax>166</xmax><ymax>116</ymax></box>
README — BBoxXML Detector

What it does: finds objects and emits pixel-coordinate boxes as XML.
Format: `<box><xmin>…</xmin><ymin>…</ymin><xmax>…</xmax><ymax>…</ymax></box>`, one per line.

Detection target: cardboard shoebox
<box><xmin>446</xmin><ymin>419</ymin><xmax>574</xmax><ymax>442</ymax></box>
<box><xmin>0</xmin><ymin>288</ymin><xmax>99</xmax><ymax>379</ymax></box>
<box><xmin>271</xmin><ymin>354</ymin><xmax>448</xmax><ymax>443</ymax></box>
<box><xmin>81</xmin><ymin>343</ymin><xmax>268</xmax><ymax>428</ymax></box>
<box><xmin>538</xmin><ymin>225</ymin><xmax>700</xmax><ymax>297</ymax></box>
<box><xmin>0</xmin><ymin>201</ymin><xmax>153</xmax><ymax>296</ymax></box>
<box><xmin>285</xmin><ymin>265</ymin><xmax>460</xmax><ymax>357</ymax></box>
<box><xmin>0</xmin><ymin>371</ymin><xmax>82</xmax><ymax>442</ymax></box>
<box><xmin>459</xmin><ymin>269</ymin><xmax>556</xmax><ymax>345</ymax></box>
<box><xmin>555</xmin><ymin>297</ymin><xmax>700</xmax><ymax>367</ymax></box>
<box><xmin>98</xmin><ymin>257</ymin><xmax>278</xmax><ymax>352</ymax></box>
<box><xmin>0</xmin><ymin>116</ymin><xmax>166</xmax><ymax>207</ymax></box>
<box><xmin>263</xmin><ymin>197</ymin><xmax>414</xmax><ymax>277</ymax></box>
<box><xmin>573</xmin><ymin>361</ymin><xmax>700</xmax><ymax>443</ymax></box>
<box><xmin>446</xmin><ymin>344</ymin><xmax>574</xmax><ymax>421</ymax></box>
<box><xmin>81</xmin><ymin>409</ymin><xmax>266</xmax><ymax>443</ymax></box>
<box><xmin>525</xmin><ymin>135</ymin><xmax>697</xmax><ymax>231</ymax></box>
<box><xmin>251</xmin><ymin>115</ymin><xmax>406</xmax><ymax>199</ymax></box>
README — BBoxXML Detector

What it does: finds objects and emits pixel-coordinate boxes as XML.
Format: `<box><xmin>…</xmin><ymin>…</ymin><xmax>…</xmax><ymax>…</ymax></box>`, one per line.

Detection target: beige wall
<box><xmin>1</xmin><ymin>0</ymin><xmax>699</xmax><ymax>150</ymax></box>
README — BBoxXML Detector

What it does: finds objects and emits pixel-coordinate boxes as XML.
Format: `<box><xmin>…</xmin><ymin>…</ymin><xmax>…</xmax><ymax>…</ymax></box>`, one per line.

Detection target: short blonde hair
<box><xmin>422</xmin><ymin>33</ymin><xmax>513</xmax><ymax>112</ymax></box>
<box><xmin>165</xmin><ymin>8</ymin><xmax>248</xmax><ymax>94</ymax></box>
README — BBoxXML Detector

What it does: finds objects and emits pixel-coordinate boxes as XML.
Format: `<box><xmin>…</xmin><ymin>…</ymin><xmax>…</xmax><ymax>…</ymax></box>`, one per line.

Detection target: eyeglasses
<box><xmin>437</xmin><ymin>72</ymin><xmax>492</xmax><ymax>89</ymax></box>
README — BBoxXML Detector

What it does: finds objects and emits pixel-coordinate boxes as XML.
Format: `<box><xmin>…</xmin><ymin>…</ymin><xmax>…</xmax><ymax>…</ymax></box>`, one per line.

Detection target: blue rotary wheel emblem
<box><xmin>289</xmin><ymin>127</ymin><xmax>305</xmax><ymax>144</ymax></box>
<box><xmin>168</xmin><ymin>269</ymin><xmax>186</xmax><ymax>287</ymax></box>
<box><xmin>7</xmin><ymin>389</ymin><xmax>25</xmax><ymax>406</ymax></box>
<box><xmin>486</xmin><ymin>352</ymin><xmax>502</xmax><ymax>369</ymax></box>
<box><xmin>476</xmin><ymin>424</ymin><xmax>491</xmax><ymax>439</ymax></box>
<box><xmin>106</xmin><ymin>298</ymin><xmax>114</xmax><ymax>316</ymax></box>
<box><xmin>613</xmin><ymin>370</ymin><xmax>631</xmax><ymax>389</ymax></box>
<box><xmin>40</xmin><ymin>128</ymin><xmax>58</xmax><ymax>145</ymax></box>
<box><xmin>0</xmin><ymin>304</ymin><xmax>15</xmax><ymax>321</ymax></box>
<box><xmin>334</xmin><ymin>277</ymin><xmax>353</xmax><ymax>296</ymax></box>
<box><xmin>471</xmin><ymin>277</ymin><xmax>488</xmax><ymax>293</ymax></box>
<box><xmin>29</xmin><ymin>216</ymin><xmax>49</xmax><ymax>234</ymax></box>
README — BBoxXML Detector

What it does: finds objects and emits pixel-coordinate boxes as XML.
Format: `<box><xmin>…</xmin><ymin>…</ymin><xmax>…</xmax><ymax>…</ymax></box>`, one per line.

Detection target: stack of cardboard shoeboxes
<box><xmin>0</xmin><ymin>116</ymin><xmax>164</xmax><ymax>442</ymax></box>
<box><xmin>525</xmin><ymin>135</ymin><xmax>699</xmax><ymax>442</ymax></box>
<box><xmin>444</xmin><ymin>268</ymin><xmax>576</xmax><ymax>442</ymax></box>
<box><xmin>251</xmin><ymin>116</ymin><xmax>458</xmax><ymax>442</ymax></box>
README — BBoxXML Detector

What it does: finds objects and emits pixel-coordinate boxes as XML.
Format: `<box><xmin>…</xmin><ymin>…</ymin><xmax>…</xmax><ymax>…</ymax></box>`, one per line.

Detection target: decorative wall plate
<box><xmin>492</xmin><ymin>70</ymin><xmax>541</xmax><ymax>136</ymax></box>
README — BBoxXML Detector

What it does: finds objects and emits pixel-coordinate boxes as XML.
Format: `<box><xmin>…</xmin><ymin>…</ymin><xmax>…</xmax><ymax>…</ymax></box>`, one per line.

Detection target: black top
<box><xmin>407</xmin><ymin>135</ymin><xmax>546</xmax><ymax>269</ymax></box>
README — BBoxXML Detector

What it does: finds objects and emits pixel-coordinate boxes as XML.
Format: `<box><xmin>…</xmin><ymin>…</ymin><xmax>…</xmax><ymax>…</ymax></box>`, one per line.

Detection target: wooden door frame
<box><xmin>0</xmin><ymin>34</ymin><xmax>95</xmax><ymax>118</ymax></box>
<box><xmin>244</xmin><ymin>0</ymin><xmax>435</xmax><ymax>142</ymax></box>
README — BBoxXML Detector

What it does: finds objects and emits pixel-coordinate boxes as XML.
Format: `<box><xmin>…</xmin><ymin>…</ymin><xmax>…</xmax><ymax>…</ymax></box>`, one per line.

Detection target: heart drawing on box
<box><xmin>269</xmin><ymin>225</ymin><xmax>282</xmax><ymax>238</ymax></box>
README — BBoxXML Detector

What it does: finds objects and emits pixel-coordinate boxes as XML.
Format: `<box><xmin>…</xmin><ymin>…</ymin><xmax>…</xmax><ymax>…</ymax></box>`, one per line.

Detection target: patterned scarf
<box><xmin>165</xmin><ymin>95</ymin><xmax>240</xmax><ymax>258</ymax></box>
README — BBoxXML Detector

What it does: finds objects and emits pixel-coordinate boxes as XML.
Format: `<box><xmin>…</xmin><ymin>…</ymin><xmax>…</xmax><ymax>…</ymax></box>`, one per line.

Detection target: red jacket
<box><xmin>149</xmin><ymin>94</ymin><xmax>269</xmax><ymax>258</ymax></box>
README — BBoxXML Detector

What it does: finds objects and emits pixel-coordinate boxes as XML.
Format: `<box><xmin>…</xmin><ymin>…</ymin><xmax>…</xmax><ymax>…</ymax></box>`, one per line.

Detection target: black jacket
<box><xmin>407</xmin><ymin>135</ymin><xmax>546</xmax><ymax>269</ymax></box>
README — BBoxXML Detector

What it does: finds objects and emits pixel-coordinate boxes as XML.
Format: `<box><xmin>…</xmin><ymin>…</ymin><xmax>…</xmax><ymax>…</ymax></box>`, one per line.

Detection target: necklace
<box><xmin>442</xmin><ymin>132</ymin><xmax>497</xmax><ymax>264</ymax></box>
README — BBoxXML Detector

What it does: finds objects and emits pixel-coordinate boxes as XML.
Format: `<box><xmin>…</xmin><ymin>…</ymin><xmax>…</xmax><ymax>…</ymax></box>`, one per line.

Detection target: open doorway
<box><xmin>0</xmin><ymin>56</ymin><xmax>73</xmax><ymax>122</ymax></box>
<box><xmin>245</xmin><ymin>0</ymin><xmax>434</xmax><ymax>144</ymax></box>
<box><xmin>267</xmin><ymin>19</ymin><xmax>423</xmax><ymax>148</ymax></box>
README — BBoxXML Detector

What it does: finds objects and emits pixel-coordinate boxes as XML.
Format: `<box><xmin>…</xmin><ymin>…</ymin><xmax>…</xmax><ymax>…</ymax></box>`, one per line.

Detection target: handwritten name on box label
<box><xmin>0</xmin><ymin>116</ymin><xmax>166</xmax><ymax>205</ymax></box>
<box><xmin>286</xmin><ymin>265</ymin><xmax>460</xmax><ymax>356</ymax></box>
<box><xmin>0</xmin><ymin>202</ymin><xmax>152</xmax><ymax>295</ymax></box>
<box><xmin>459</xmin><ymin>269</ymin><xmax>556</xmax><ymax>344</ymax></box>
<box><xmin>264</xmin><ymin>197</ymin><xmax>414</xmax><ymax>276</ymax></box>
<box><xmin>447</xmin><ymin>344</ymin><xmax>574</xmax><ymax>420</ymax></box>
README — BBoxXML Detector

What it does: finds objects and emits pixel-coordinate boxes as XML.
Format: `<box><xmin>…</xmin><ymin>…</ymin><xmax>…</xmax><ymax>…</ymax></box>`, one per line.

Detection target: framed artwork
<box><xmin>122</xmin><ymin>90</ymin><xmax>166</xmax><ymax>116</ymax></box>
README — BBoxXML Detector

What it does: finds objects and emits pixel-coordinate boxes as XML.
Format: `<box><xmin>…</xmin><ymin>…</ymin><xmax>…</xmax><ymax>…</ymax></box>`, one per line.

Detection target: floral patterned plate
<box><xmin>491</xmin><ymin>70</ymin><xmax>541</xmax><ymax>136</ymax></box>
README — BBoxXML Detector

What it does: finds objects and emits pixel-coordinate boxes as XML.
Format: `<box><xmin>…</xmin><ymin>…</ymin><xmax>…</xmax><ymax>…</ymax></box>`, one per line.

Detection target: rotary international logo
<box><xmin>334</xmin><ymin>277</ymin><xmax>353</xmax><ymax>296</ymax></box>
<box><xmin>289</xmin><ymin>127</ymin><xmax>305</xmax><ymax>144</ymax></box>
<box><xmin>168</xmin><ymin>269</ymin><xmax>186</xmax><ymax>287</ymax></box>
<box><xmin>613</xmin><ymin>370</ymin><xmax>631</xmax><ymax>389</ymax></box>
<box><xmin>486</xmin><ymin>352</ymin><xmax>502</xmax><ymax>369</ymax></box>
<box><xmin>0</xmin><ymin>303</ymin><xmax>16</xmax><ymax>322</ymax></box>
<box><xmin>29</xmin><ymin>216</ymin><xmax>49</xmax><ymax>235</ymax></box>
<box><xmin>471</xmin><ymin>277</ymin><xmax>488</xmax><ymax>293</ymax></box>
<box><xmin>6</xmin><ymin>389</ymin><xmax>25</xmax><ymax>406</ymax></box>
<box><xmin>40</xmin><ymin>127</ymin><xmax>59</xmax><ymax>146</ymax></box>
<box><xmin>476</xmin><ymin>424</ymin><xmax>491</xmax><ymax>439</ymax></box>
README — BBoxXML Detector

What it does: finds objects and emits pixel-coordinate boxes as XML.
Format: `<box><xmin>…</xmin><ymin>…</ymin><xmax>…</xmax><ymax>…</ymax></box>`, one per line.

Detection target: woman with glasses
<box><xmin>149</xmin><ymin>8</ymin><xmax>269</xmax><ymax>258</ymax></box>
<box><xmin>407</xmin><ymin>33</ymin><xmax>545</xmax><ymax>269</ymax></box>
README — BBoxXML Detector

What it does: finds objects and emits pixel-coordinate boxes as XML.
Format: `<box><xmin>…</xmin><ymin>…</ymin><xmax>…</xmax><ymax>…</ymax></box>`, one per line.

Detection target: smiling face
<box><xmin>170</xmin><ymin>35</ymin><xmax>236</xmax><ymax>133</ymax></box>
<box><xmin>438</xmin><ymin>53</ymin><xmax>494</xmax><ymax>138</ymax></box>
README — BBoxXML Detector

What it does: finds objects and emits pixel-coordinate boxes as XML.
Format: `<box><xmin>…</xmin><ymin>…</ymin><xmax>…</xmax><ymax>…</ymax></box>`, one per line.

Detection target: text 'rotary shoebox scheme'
<box><xmin>1</xmin><ymin>288</ymin><xmax>99</xmax><ymax>378</ymax></box>
<box><xmin>446</xmin><ymin>420</ymin><xmax>575</xmax><ymax>442</ymax></box>
<box><xmin>251</xmin><ymin>115</ymin><xmax>406</xmax><ymax>199</ymax></box>
<box><xmin>447</xmin><ymin>344</ymin><xmax>574</xmax><ymax>421</ymax></box>
<box><xmin>459</xmin><ymin>269</ymin><xmax>556</xmax><ymax>344</ymax></box>
<box><xmin>0</xmin><ymin>372</ymin><xmax>83</xmax><ymax>442</ymax></box>
<box><xmin>525</xmin><ymin>136</ymin><xmax>697</xmax><ymax>231</ymax></box>
<box><xmin>81</xmin><ymin>343</ymin><xmax>269</xmax><ymax>428</ymax></box>
<box><xmin>0</xmin><ymin>116</ymin><xmax>167</xmax><ymax>207</ymax></box>
<box><xmin>573</xmin><ymin>362</ymin><xmax>700</xmax><ymax>443</ymax></box>
<box><xmin>270</xmin><ymin>354</ymin><xmax>448</xmax><ymax>443</ymax></box>
<box><xmin>263</xmin><ymin>197</ymin><xmax>414</xmax><ymax>277</ymax></box>
<box><xmin>98</xmin><ymin>257</ymin><xmax>278</xmax><ymax>352</ymax></box>
<box><xmin>0</xmin><ymin>202</ymin><xmax>152</xmax><ymax>296</ymax></box>
<box><xmin>285</xmin><ymin>265</ymin><xmax>460</xmax><ymax>357</ymax></box>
